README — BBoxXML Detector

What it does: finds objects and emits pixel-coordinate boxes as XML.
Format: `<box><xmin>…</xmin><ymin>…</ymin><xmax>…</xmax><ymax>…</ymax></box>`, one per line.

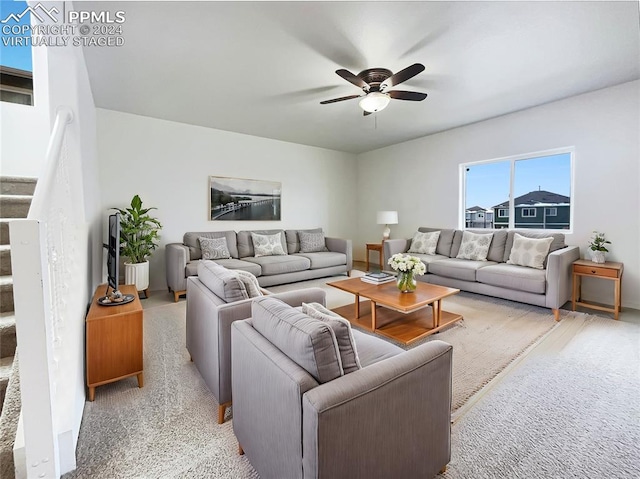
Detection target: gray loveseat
<box><xmin>384</xmin><ymin>228</ymin><xmax>580</xmax><ymax>320</ymax></box>
<box><xmin>166</xmin><ymin>228</ymin><xmax>352</xmax><ymax>301</ymax></box>
<box><xmin>232</xmin><ymin>296</ymin><xmax>453</xmax><ymax>479</ymax></box>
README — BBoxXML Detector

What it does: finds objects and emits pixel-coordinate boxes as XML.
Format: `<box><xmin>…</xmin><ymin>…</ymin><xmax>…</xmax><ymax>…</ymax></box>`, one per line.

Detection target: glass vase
<box><xmin>396</xmin><ymin>271</ymin><xmax>417</xmax><ymax>293</ymax></box>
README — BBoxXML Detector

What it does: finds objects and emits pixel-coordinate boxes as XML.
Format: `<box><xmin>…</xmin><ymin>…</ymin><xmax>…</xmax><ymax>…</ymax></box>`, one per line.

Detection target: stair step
<box><xmin>0</xmin><ymin>245</ymin><xmax>10</xmax><ymax>276</ymax></box>
<box><xmin>0</xmin><ymin>177</ymin><xmax>37</xmax><ymax>196</ymax></box>
<box><xmin>0</xmin><ymin>221</ymin><xmax>8</xmax><ymax>246</ymax></box>
<box><xmin>0</xmin><ymin>277</ymin><xmax>14</xmax><ymax>314</ymax></box>
<box><xmin>0</xmin><ymin>196</ymin><xmax>32</xmax><ymax>219</ymax></box>
<box><xmin>0</xmin><ymin>313</ymin><xmax>16</xmax><ymax>359</ymax></box>
<box><xmin>0</xmin><ymin>356</ymin><xmax>13</xmax><ymax>411</ymax></box>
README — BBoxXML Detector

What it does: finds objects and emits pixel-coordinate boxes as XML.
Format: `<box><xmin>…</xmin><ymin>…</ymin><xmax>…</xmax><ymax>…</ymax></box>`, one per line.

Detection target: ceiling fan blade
<box><xmin>320</xmin><ymin>94</ymin><xmax>363</xmax><ymax>105</ymax></box>
<box><xmin>388</xmin><ymin>90</ymin><xmax>428</xmax><ymax>101</ymax></box>
<box><xmin>381</xmin><ymin>63</ymin><xmax>425</xmax><ymax>89</ymax></box>
<box><xmin>336</xmin><ymin>69</ymin><xmax>370</xmax><ymax>91</ymax></box>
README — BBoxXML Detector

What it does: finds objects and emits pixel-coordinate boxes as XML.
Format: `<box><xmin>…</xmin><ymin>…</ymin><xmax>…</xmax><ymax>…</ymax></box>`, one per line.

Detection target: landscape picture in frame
<box><xmin>209</xmin><ymin>176</ymin><xmax>282</xmax><ymax>221</ymax></box>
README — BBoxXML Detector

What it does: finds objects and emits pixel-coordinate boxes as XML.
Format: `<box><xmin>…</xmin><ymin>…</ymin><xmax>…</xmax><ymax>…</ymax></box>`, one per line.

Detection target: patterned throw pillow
<box><xmin>199</xmin><ymin>236</ymin><xmax>231</xmax><ymax>260</ymax></box>
<box><xmin>235</xmin><ymin>270</ymin><xmax>263</xmax><ymax>298</ymax></box>
<box><xmin>507</xmin><ymin>233</ymin><xmax>554</xmax><ymax>270</ymax></box>
<box><xmin>302</xmin><ymin>302</ymin><xmax>361</xmax><ymax>374</ymax></box>
<box><xmin>408</xmin><ymin>231</ymin><xmax>441</xmax><ymax>255</ymax></box>
<box><xmin>456</xmin><ymin>231</ymin><xmax>494</xmax><ymax>261</ymax></box>
<box><xmin>251</xmin><ymin>232</ymin><xmax>286</xmax><ymax>257</ymax></box>
<box><xmin>299</xmin><ymin>231</ymin><xmax>327</xmax><ymax>253</ymax></box>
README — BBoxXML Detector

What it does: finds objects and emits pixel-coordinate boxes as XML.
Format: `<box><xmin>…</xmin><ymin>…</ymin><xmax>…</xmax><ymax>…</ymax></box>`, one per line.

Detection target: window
<box><xmin>0</xmin><ymin>2</ymin><xmax>34</xmax><ymax>106</ymax></box>
<box><xmin>462</xmin><ymin>148</ymin><xmax>573</xmax><ymax>231</ymax></box>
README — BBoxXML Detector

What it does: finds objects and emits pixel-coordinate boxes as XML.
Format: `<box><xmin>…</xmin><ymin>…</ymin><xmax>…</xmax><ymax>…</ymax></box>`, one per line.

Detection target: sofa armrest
<box><xmin>545</xmin><ymin>245</ymin><xmax>580</xmax><ymax>310</ymax></box>
<box><xmin>301</xmin><ymin>340</ymin><xmax>452</xmax><ymax>479</ymax></box>
<box><xmin>166</xmin><ymin>243</ymin><xmax>190</xmax><ymax>294</ymax></box>
<box><xmin>383</xmin><ymin>238</ymin><xmax>411</xmax><ymax>266</ymax></box>
<box><xmin>325</xmin><ymin>237</ymin><xmax>353</xmax><ymax>273</ymax></box>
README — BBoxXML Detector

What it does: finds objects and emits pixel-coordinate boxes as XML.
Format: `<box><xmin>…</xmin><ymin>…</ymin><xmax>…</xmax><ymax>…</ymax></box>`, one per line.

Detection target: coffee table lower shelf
<box><xmin>332</xmin><ymin>300</ymin><xmax>462</xmax><ymax>345</ymax></box>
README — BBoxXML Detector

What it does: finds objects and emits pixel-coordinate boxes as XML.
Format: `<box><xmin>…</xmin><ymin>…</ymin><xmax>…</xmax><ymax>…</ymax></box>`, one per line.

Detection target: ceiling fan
<box><xmin>320</xmin><ymin>63</ymin><xmax>428</xmax><ymax>115</ymax></box>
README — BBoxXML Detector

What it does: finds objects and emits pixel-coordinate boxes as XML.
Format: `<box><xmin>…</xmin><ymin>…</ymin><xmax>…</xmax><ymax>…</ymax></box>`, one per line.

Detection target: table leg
<box><xmin>88</xmin><ymin>387</ymin><xmax>95</xmax><ymax>402</ymax></box>
<box><xmin>371</xmin><ymin>301</ymin><xmax>377</xmax><ymax>330</ymax></box>
<box><xmin>437</xmin><ymin>299</ymin><xmax>442</xmax><ymax>327</ymax></box>
<box><xmin>614</xmin><ymin>279</ymin><xmax>620</xmax><ymax>320</ymax></box>
<box><xmin>366</xmin><ymin>249</ymin><xmax>370</xmax><ymax>272</ymax></box>
<box><xmin>431</xmin><ymin>303</ymin><xmax>437</xmax><ymax>329</ymax></box>
<box><xmin>354</xmin><ymin>294</ymin><xmax>360</xmax><ymax>318</ymax></box>
<box><xmin>137</xmin><ymin>372</ymin><xmax>144</xmax><ymax>388</ymax></box>
<box><xmin>572</xmin><ymin>273</ymin><xmax>579</xmax><ymax>310</ymax></box>
<box><xmin>379</xmin><ymin>250</ymin><xmax>383</xmax><ymax>270</ymax></box>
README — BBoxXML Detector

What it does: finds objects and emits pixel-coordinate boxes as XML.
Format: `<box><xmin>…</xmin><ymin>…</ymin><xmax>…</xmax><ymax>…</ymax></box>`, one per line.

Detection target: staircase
<box><xmin>0</xmin><ymin>176</ymin><xmax>36</xmax><ymax>479</ymax></box>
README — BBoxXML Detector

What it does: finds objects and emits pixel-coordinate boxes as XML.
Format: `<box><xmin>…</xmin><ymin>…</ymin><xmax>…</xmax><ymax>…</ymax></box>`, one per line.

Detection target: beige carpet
<box><xmin>270</xmin><ymin>273</ymin><xmax>573</xmax><ymax>411</ymax></box>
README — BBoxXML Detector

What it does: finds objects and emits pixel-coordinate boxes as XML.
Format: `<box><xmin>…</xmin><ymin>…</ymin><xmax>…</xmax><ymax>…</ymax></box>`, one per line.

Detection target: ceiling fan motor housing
<box><xmin>357</xmin><ymin>68</ymin><xmax>393</xmax><ymax>92</ymax></box>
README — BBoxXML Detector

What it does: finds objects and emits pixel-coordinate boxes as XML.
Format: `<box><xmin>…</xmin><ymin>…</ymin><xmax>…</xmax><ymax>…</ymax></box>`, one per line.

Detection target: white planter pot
<box><xmin>125</xmin><ymin>261</ymin><xmax>149</xmax><ymax>291</ymax></box>
<box><xmin>590</xmin><ymin>250</ymin><xmax>606</xmax><ymax>264</ymax></box>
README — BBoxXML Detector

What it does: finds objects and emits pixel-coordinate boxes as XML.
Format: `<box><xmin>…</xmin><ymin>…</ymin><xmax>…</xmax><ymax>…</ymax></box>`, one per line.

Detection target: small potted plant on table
<box><xmin>588</xmin><ymin>231</ymin><xmax>611</xmax><ymax>264</ymax></box>
<box><xmin>113</xmin><ymin>195</ymin><xmax>162</xmax><ymax>297</ymax></box>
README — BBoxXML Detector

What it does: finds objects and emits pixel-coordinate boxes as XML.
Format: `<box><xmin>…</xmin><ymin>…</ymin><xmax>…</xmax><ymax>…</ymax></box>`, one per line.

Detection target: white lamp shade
<box><xmin>376</xmin><ymin>210</ymin><xmax>398</xmax><ymax>225</ymax></box>
<box><xmin>359</xmin><ymin>92</ymin><xmax>391</xmax><ymax>113</ymax></box>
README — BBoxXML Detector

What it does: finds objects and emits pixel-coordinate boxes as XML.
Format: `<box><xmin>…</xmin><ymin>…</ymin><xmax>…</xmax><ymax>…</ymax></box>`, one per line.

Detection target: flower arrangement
<box><xmin>388</xmin><ymin>253</ymin><xmax>427</xmax><ymax>275</ymax></box>
<box><xmin>588</xmin><ymin>231</ymin><xmax>611</xmax><ymax>252</ymax></box>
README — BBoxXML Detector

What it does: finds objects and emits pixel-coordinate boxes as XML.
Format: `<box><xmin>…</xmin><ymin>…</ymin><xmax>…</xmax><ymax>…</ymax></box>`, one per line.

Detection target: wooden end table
<box><xmin>365</xmin><ymin>242</ymin><xmax>383</xmax><ymax>271</ymax></box>
<box><xmin>572</xmin><ymin>259</ymin><xmax>623</xmax><ymax>319</ymax></box>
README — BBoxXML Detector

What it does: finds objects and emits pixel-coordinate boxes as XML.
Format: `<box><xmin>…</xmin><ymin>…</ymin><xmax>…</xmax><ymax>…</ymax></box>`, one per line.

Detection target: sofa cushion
<box><xmin>236</xmin><ymin>270</ymin><xmax>263</xmax><ymax>298</ymax></box>
<box><xmin>428</xmin><ymin>258</ymin><xmax>498</xmax><ymax>282</ymax></box>
<box><xmin>251</xmin><ymin>232</ymin><xmax>287</xmax><ymax>257</ymax></box>
<box><xmin>237</xmin><ymin>229</ymin><xmax>287</xmax><ymax>257</ymax></box>
<box><xmin>244</xmin><ymin>255</ymin><xmax>311</xmax><ymax>275</ymax></box>
<box><xmin>351</xmin><ymin>329</ymin><xmax>403</xmax><ymax>367</ymax></box>
<box><xmin>418</xmin><ymin>227</ymin><xmax>456</xmax><ymax>256</ymax></box>
<box><xmin>199</xmin><ymin>236</ymin><xmax>231</xmax><ymax>260</ymax></box>
<box><xmin>197</xmin><ymin>260</ymin><xmax>248</xmax><ymax>303</ymax></box>
<box><xmin>476</xmin><ymin>263</ymin><xmax>547</xmax><ymax>294</ymax></box>
<box><xmin>506</xmin><ymin>233</ymin><xmax>554</xmax><ymax>270</ymax></box>
<box><xmin>184</xmin><ymin>231</ymin><xmax>238</xmax><ymax>260</ymax></box>
<box><xmin>293</xmin><ymin>252</ymin><xmax>346</xmax><ymax>269</ymax></box>
<box><xmin>408</xmin><ymin>231</ymin><xmax>440</xmax><ymax>255</ymax></box>
<box><xmin>503</xmin><ymin>230</ymin><xmax>566</xmax><ymax>265</ymax></box>
<box><xmin>404</xmin><ymin>253</ymin><xmax>449</xmax><ymax>272</ymax></box>
<box><xmin>456</xmin><ymin>231</ymin><xmax>494</xmax><ymax>261</ymax></box>
<box><xmin>299</xmin><ymin>231</ymin><xmax>328</xmax><ymax>253</ymax></box>
<box><xmin>285</xmin><ymin>228</ymin><xmax>323</xmax><ymax>254</ymax></box>
<box><xmin>251</xmin><ymin>297</ymin><xmax>343</xmax><ymax>383</ymax></box>
<box><xmin>206</xmin><ymin>258</ymin><xmax>262</xmax><ymax>276</ymax></box>
<box><xmin>302</xmin><ymin>302</ymin><xmax>361</xmax><ymax>374</ymax></box>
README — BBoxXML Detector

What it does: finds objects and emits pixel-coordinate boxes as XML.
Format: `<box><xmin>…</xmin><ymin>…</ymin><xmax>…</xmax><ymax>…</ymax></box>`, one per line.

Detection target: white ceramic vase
<box><xmin>125</xmin><ymin>260</ymin><xmax>149</xmax><ymax>291</ymax></box>
<box><xmin>590</xmin><ymin>250</ymin><xmax>606</xmax><ymax>264</ymax></box>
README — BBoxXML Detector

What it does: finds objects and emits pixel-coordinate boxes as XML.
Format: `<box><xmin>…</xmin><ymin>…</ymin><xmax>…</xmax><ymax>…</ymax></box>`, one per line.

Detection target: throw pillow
<box><xmin>302</xmin><ymin>302</ymin><xmax>361</xmax><ymax>374</ymax></box>
<box><xmin>456</xmin><ymin>231</ymin><xmax>494</xmax><ymax>261</ymax></box>
<box><xmin>199</xmin><ymin>236</ymin><xmax>231</xmax><ymax>260</ymax></box>
<box><xmin>298</xmin><ymin>231</ymin><xmax>328</xmax><ymax>253</ymax></box>
<box><xmin>507</xmin><ymin>233</ymin><xmax>554</xmax><ymax>270</ymax></box>
<box><xmin>251</xmin><ymin>232</ymin><xmax>287</xmax><ymax>257</ymax></box>
<box><xmin>408</xmin><ymin>231</ymin><xmax>441</xmax><ymax>255</ymax></box>
<box><xmin>235</xmin><ymin>270</ymin><xmax>263</xmax><ymax>298</ymax></box>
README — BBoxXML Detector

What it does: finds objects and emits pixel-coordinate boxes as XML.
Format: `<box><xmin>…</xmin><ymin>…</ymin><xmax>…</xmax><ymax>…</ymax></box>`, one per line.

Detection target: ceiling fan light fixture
<box><xmin>359</xmin><ymin>92</ymin><xmax>390</xmax><ymax>113</ymax></box>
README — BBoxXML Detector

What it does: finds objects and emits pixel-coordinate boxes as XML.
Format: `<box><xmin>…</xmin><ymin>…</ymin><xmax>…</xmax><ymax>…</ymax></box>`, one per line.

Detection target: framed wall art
<box><xmin>209</xmin><ymin>176</ymin><xmax>282</xmax><ymax>221</ymax></box>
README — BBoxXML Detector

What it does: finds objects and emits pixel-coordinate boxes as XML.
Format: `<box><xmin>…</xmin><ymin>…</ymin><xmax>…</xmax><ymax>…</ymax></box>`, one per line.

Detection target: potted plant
<box><xmin>113</xmin><ymin>195</ymin><xmax>162</xmax><ymax>295</ymax></box>
<box><xmin>588</xmin><ymin>231</ymin><xmax>611</xmax><ymax>264</ymax></box>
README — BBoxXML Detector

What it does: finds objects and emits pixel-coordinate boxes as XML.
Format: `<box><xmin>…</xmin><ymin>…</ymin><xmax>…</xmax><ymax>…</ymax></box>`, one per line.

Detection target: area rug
<box><xmin>440</xmin><ymin>315</ymin><xmax>640</xmax><ymax>478</ymax></box>
<box><xmin>270</xmin><ymin>274</ymin><xmax>575</xmax><ymax>411</ymax></box>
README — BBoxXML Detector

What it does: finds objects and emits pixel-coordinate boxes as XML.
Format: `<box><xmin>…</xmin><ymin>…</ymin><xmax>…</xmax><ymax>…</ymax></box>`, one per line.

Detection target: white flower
<box><xmin>387</xmin><ymin>253</ymin><xmax>426</xmax><ymax>276</ymax></box>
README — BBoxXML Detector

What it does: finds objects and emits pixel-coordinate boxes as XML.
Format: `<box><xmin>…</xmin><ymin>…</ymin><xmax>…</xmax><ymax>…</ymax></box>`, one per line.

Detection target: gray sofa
<box><xmin>186</xmin><ymin>260</ymin><xmax>327</xmax><ymax>423</ymax></box>
<box><xmin>166</xmin><ymin>228</ymin><xmax>352</xmax><ymax>301</ymax></box>
<box><xmin>232</xmin><ymin>296</ymin><xmax>453</xmax><ymax>479</ymax></box>
<box><xmin>384</xmin><ymin>228</ymin><xmax>580</xmax><ymax>320</ymax></box>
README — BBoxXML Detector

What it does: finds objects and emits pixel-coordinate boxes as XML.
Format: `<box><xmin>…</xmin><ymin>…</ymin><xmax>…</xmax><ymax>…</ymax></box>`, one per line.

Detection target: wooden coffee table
<box><xmin>328</xmin><ymin>277</ymin><xmax>462</xmax><ymax>345</ymax></box>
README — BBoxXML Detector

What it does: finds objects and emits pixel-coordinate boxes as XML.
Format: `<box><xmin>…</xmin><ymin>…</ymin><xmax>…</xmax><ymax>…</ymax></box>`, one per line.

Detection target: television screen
<box><xmin>107</xmin><ymin>212</ymin><xmax>120</xmax><ymax>293</ymax></box>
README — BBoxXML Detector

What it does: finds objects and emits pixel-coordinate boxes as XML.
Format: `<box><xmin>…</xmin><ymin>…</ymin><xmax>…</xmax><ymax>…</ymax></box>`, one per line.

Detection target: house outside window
<box><xmin>462</xmin><ymin>148</ymin><xmax>573</xmax><ymax>231</ymax></box>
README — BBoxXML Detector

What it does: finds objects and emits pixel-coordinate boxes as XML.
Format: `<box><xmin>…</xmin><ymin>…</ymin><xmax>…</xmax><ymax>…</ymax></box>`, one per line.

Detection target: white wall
<box><xmin>96</xmin><ymin>109</ymin><xmax>358</xmax><ymax>291</ymax></box>
<box><xmin>356</xmin><ymin>81</ymin><xmax>640</xmax><ymax>309</ymax></box>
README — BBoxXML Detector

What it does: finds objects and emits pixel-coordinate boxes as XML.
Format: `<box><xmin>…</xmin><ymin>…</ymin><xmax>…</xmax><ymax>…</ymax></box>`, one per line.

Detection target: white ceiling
<box><xmin>82</xmin><ymin>1</ymin><xmax>640</xmax><ymax>154</ymax></box>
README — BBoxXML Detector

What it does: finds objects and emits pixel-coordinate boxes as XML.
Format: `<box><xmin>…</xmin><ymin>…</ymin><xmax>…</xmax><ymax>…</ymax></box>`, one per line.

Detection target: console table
<box><xmin>572</xmin><ymin>259</ymin><xmax>623</xmax><ymax>319</ymax></box>
<box><xmin>86</xmin><ymin>284</ymin><xmax>144</xmax><ymax>401</ymax></box>
<box><xmin>365</xmin><ymin>242</ymin><xmax>384</xmax><ymax>271</ymax></box>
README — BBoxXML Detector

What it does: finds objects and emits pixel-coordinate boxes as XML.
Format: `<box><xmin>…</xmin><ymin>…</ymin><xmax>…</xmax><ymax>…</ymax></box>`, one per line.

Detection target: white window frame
<box><xmin>460</xmin><ymin>147</ymin><xmax>574</xmax><ymax>232</ymax></box>
<box><xmin>0</xmin><ymin>84</ymin><xmax>33</xmax><ymax>106</ymax></box>
<box><xmin>545</xmin><ymin>207</ymin><xmax>557</xmax><ymax>217</ymax></box>
<box><xmin>498</xmin><ymin>208</ymin><xmax>508</xmax><ymax>218</ymax></box>
<box><xmin>521</xmin><ymin>208</ymin><xmax>536</xmax><ymax>217</ymax></box>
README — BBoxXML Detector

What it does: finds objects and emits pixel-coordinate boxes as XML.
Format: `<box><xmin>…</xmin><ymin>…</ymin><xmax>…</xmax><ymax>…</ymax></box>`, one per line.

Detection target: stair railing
<box><xmin>10</xmin><ymin>106</ymin><xmax>77</xmax><ymax>479</ymax></box>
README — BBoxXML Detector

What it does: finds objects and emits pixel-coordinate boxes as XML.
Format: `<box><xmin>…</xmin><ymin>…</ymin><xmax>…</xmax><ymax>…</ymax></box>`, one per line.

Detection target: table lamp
<box><xmin>377</xmin><ymin>210</ymin><xmax>398</xmax><ymax>241</ymax></box>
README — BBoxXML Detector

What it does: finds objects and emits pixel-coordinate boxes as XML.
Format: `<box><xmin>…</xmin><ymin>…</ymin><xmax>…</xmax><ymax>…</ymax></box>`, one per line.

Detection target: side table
<box><xmin>365</xmin><ymin>242</ymin><xmax>383</xmax><ymax>272</ymax></box>
<box><xmin>86</xmin><ymin>284</ymin><xmax>144</xmax><ymax>400</ymax></box>
<box><xmin>572</xmin><ymin>259</ymin><xmax>623</xmax><ymax>319</ymax></box>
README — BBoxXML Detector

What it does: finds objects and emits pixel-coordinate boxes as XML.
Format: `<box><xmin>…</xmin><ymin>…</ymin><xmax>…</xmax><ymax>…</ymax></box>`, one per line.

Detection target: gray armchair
<box><xmin>231</xmin><ymin>297</ymin><xmax>453</xmax><ymax>479</ymax></box>
<box><xmin>186</xmin><ymin>274</ymin><xmax>326</xmax><ymax>423</ymax></box>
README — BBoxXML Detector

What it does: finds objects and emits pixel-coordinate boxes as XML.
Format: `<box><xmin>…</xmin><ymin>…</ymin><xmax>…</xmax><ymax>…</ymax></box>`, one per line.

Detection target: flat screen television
<box><xmin>106</xmin><ymin>212</ymin><xmax>121</xmax><ymax>296</ymax></box>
